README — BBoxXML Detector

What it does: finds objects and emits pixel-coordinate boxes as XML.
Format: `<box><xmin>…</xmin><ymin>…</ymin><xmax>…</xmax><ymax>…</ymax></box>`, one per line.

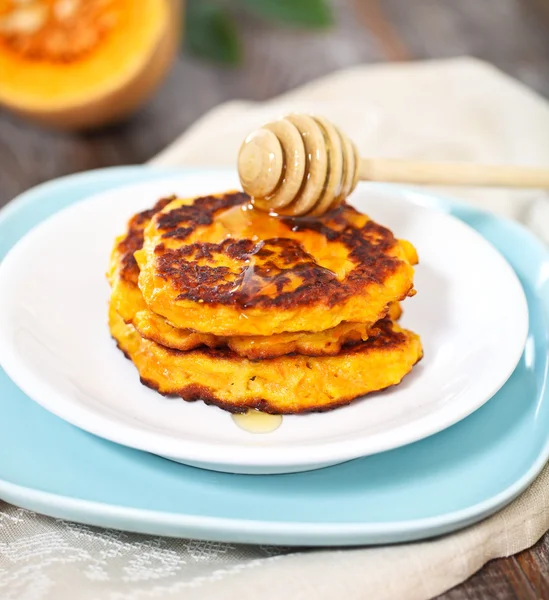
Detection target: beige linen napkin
<box><xmin>1</xmin><ymin>57</ymin><xmax>549</xmax><ymax>600</ymax></box>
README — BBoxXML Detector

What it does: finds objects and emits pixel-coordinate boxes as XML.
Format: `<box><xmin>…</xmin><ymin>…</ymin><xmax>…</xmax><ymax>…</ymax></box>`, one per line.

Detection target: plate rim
<box><xmin>0</xmin><ymin>462</ymin><xmax>533</xmax><ymax>545</ymax></box>
<box><xmin>0</xmin><ymin>168</ymin><xmax>531</xmax><ymax>472</ymax></box>
<box><xmin>0</xmin><ymin>166</ymin><xmax>547</xmax><ymax>545</ymax></box>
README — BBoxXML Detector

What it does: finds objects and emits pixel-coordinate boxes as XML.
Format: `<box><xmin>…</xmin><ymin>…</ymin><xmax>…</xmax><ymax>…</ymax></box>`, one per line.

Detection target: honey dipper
<box><xmin>237</xmin><ymin>113</ymin><xmax>549</xmax><ymax>216</ymax></box>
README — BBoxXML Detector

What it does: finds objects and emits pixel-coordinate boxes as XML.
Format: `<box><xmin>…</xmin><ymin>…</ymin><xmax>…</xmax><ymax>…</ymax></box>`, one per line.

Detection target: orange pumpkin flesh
<box><xmin>0</xmin><ymin>0</ymin><xmax>180</xmax><ymax>130</ymax></box>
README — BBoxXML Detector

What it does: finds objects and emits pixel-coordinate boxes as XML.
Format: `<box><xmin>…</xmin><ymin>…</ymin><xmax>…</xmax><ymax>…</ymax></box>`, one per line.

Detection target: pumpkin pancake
<box><xmin>107</xmin><ymin>197</ymin><xmax>220</xmax><ymax>354</ymax></box>
<box><xmin>108</xmin><ymin>199</ymin><xmax>406</xmax><ymax>359</ymax></box>
<box><xmin>135</xmin><ymin>191</ymin><xmax>417</xmax><ymax>336</ymax></box>
<box><xmin>109</xmin><ymin>304</ymin><xmax>423</xmax><ymax>414</ymax></box>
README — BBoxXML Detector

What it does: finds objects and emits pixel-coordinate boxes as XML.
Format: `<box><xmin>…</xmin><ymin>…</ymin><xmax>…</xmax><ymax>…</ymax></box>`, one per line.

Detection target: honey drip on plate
<box><xmin>232</xmin><ymin>410</ymin><xmax>283</xmax><ymax>434</ymax></box>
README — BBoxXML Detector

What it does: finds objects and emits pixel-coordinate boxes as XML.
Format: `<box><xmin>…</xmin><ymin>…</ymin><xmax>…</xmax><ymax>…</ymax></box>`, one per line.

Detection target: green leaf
<box><xmin>237</xmin><ymin>0</ymin><xmax>333</xmax><ymax>27</ymax></box>
<box><xmin>185</xmin><ymin>2</ymin><xmax>242</xmax><ymax>65</ymax></box>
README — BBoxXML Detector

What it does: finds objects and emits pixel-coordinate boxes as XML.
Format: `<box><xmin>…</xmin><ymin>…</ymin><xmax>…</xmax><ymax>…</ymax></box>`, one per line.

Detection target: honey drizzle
<box><xmin>232</xmin><ymin>410</ymin><xmax>283</xmax><ymax>434</ymax></box>
<box><xmin>215</xmin><ymin>203</ymin><xmax>353</xmax><ymax>291</ymax></box>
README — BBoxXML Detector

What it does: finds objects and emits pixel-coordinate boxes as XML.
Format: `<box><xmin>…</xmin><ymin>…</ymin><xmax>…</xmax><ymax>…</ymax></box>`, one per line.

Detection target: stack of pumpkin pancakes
<box><xmin>108</xmin><ymin>191</ymin><xmax>423</xmax><ymax>414</ymax></box>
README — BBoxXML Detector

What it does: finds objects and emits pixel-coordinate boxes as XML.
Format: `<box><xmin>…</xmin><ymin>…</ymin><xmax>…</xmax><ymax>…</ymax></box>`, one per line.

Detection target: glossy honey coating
<box><xmin>135</xmin><ymin>191</ymin><xmax>417</xmax><ymax>337</ymax></box>
<box><xmin>237</xmin><ymin>114</ymin><xmax>361</xmax><ymax>216</ymax></box>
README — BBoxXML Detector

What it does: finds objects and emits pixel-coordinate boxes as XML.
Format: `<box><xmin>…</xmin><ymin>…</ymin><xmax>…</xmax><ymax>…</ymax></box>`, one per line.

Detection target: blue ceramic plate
<box><xmin>0</xmin><ymin>166</ymin><xmax>547</xmax><ymax>546</ymax></box>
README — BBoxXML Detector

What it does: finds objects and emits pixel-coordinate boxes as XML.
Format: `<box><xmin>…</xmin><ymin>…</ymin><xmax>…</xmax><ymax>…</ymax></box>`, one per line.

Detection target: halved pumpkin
<box><xmin>0</xmin><ymin>0</ymin><xmax>181</xmax><ymax>130</ymax></box>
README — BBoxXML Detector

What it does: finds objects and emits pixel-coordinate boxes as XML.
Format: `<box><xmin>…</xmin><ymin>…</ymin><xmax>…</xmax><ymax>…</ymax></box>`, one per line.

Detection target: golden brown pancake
<box><xmin>109</xmin><ymin>304</ymin><xmax>423</xmax><ymax>414</ymax></box>
<box><xmin>108</xmin><ymin>199</ymin><xmax>405</xmax><ymax>359</ymax></box>
<box><xmin>135</xmin><ymin>191</ymin><xmax>417</xmax><ymax>336</ymax></box>
<box><xmin>227</xmin><ymin>302</ymin><xmax>403</xmax><ymax>359</ymax></box>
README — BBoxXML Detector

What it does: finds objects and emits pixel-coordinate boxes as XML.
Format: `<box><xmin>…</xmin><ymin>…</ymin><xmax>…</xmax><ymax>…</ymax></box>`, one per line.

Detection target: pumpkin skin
<box><xmin>0</xmin><ymin>0</ymin><xmax>181</xmax><ymax>130</ymax></box>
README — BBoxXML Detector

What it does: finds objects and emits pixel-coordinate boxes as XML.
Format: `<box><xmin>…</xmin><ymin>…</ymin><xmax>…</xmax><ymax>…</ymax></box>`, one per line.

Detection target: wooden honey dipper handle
<box><xmin>237</xmin><ymin>113</ymin><xmax>549</xmax><ymax>217</ymax></box>
<box><xmin>359</xmin><ymin>159</ymin><xmax>549</xmax><ymax>189</ymax></box>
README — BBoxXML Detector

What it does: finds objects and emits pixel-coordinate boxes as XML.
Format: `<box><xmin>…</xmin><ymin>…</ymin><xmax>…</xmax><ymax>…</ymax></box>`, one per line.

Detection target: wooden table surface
<box><xmin>1</xmin><ymin>1</ymin><xmax>549</xmax><ymax>597</ymax></box>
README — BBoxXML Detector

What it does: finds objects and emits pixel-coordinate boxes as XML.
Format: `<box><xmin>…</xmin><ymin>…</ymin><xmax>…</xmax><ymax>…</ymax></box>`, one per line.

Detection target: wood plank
<box><xmin>516</xmin><ymin>534</ymin><xmax>549</xmax><ymax>597</ymax></box>
<box><xmin>381</xmin><ymin>0</ymin><xmax>549</xmax><ymax>98</ymax></box>
<box><xmin>437</xmin><ymin>555</ymin><xmax>537</xmax><ymax>599</ymax></box>
<box><xmin>351</xmin><ymin>0</ymin><xmax>413</xmax><ymax>61</ymax></box>
<box><xmin>523</xmin><ymin>0</ymin><xmax>549</xmax><ymax>24</ymax></box>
